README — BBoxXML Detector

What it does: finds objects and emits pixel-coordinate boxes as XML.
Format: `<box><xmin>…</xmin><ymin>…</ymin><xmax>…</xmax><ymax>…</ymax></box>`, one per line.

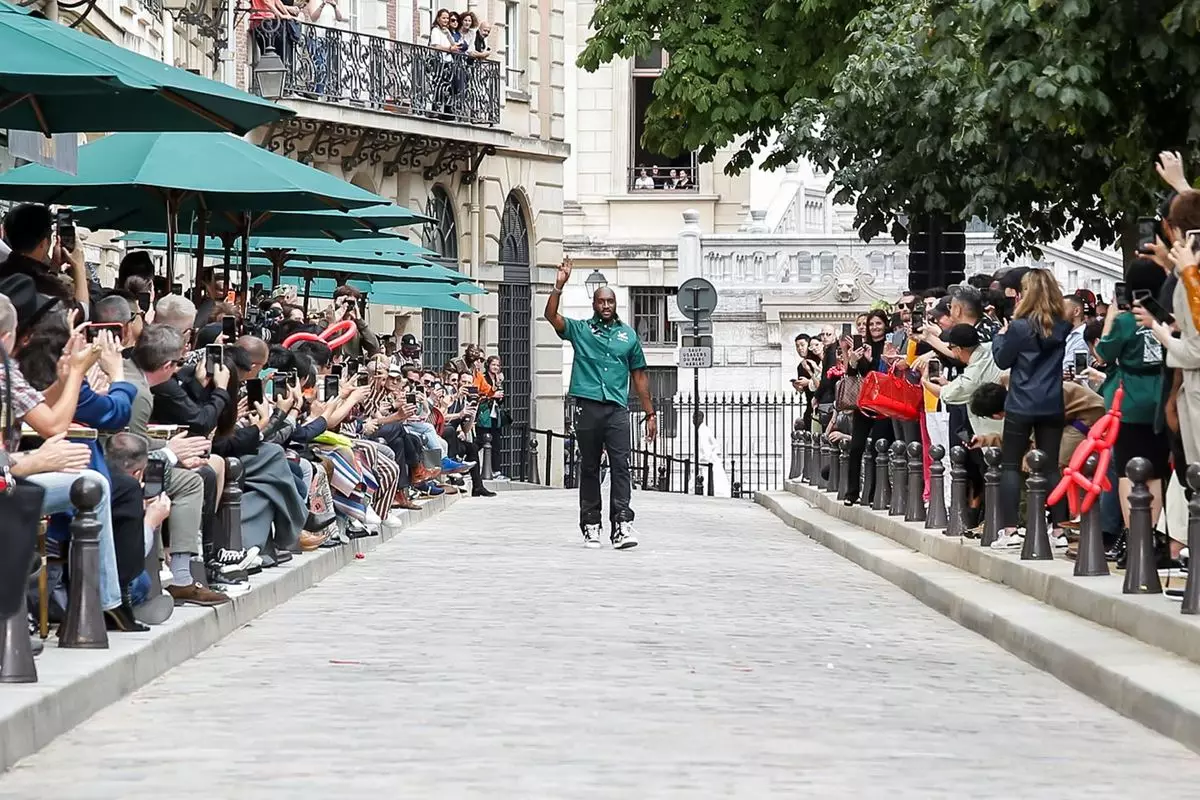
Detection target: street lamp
<box><xmin>253</xmin><ymin>45</ymin><xmax>287</xmax><ymax>101</ymax></box>
<box><xmin>585</xmin><ymin>269</ymin><xmax>608</xmax><ymax>296</ymax></box>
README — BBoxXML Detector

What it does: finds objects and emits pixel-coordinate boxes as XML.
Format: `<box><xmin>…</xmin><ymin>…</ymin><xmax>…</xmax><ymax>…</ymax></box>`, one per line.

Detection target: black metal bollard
<box><xmin>59</xmin><ymin>477</ymin><xmax>109</xmax><ymax>650</ymax></box>
<box><xmin>814</xmin><ymin>435</ymin><xmax>826</xmax><ymax>489</ymax></box>
<box><xmin>807</xmin><ymin>432</ymin><xmax>818</xmax><ymax>484</ymax></box>
<box><xmin>0</xmin><ymin>608</ymin><xmax>36</xmax><ymax>683</ymax></box>
<box><xmin>888</xmin><ymin>441</ymin><xmax>906</xmax><ymax>516</ymax></box>
<box><xmin>802</xmin><ymin>433</ymin><xmax>814</xmax><ymax>484</ymax></box>
<box><xmin>873</xmin><ymin>439</ymin><xmax>890</xmax><ymax>511</ymax></box>
<box><xmin>837</xmin><ymin>440</ymin><xmax>850</xmax><ymax>501</ymax></box>
<box><xmin>861</xmin><ymin>441</ymin><xmax>875</xmax><ymax>507</ymax></box>
<box><xmin>1182</xmin><ymin>465</ymin><xmax>1200</xmax><ymax>614</ymax></box>
<box><xmin>821</xmin><ymin>436</ymin><xmax>834</xmax><ymax>491</ymax></box>
<box><xmin>217</xmin><ymin>457</ymin><xmax>244</xmax><ymax>555</ymax></box>
<box><xmin>480</xmin><ymin>433</ymin><xmax>494</xmax><ymax>481</ymax></box>
<box><xmin>1020</xmin><ymin>450</ymin><xmax>1054</xmax><ymax>561</ymax></box>
<box><xmin>788</xmin><ymin>429</ymin><xmax>802</xmax><ymax>481</ymax></box>
<box><xmin>827</xmin><ymin>437</ymin><xmax>841</xmax><ymax>495</ymax></box>
<box><xmin>946</xmin><ymin>445</ymin><xmax>968</xmax><ymax>537</ymax></box>
<box><xmin>981</xmin><ymin>447</ymin><xmax>1002</xmax><ymax>548</ymax></box>
<box><xmin>529</xmin><ymin>436</ymin><xmax>541</xmax><ymax>485</ymax></box>
<box><xmin>904</xmin><ymin>441</ymin><xmax>926</xmax><ymax>523</ymax></box>
<box><xmin>926</xmin><ymin>444</ymin><xmax>949</xmax><ymax>530</ymax></box>
<box><xmin>1122</xmin><ymin>457</ymin><xmax>1162</xmax><ymax>594</ymax></box>
<box><xmin>1074</xmin><ymin>454</ymin><xmax>1109</xmax><ymax>577</ymax></box>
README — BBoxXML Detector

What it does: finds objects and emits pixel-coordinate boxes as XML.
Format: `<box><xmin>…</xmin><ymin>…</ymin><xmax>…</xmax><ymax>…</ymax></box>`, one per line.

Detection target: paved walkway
<box><xmin>2</xmin><ymin>490</ymin><xmax>1199</xmax><ymax>798</ymax></box>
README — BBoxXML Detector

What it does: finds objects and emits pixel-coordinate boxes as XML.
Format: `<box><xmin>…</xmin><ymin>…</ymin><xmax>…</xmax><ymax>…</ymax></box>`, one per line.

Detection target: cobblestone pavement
<box><xmin>3</xmin><ymin>490</ymin><xmax>1199</xmax><ymax>798</ymax></box>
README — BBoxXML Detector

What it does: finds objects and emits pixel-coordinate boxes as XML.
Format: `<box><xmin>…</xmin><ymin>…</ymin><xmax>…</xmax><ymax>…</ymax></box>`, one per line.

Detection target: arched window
<box><xmin>421</xmin><ymin>185</ymin><xmax>458</xmax><ymax>261</ymax></box>
<box><xmin>420</xmin><ymin>186</ymin><xmax>460</xmax><ymax>370</ymax></box>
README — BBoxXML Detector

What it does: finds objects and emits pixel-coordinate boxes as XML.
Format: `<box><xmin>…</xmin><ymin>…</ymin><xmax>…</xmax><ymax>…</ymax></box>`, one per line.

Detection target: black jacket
<box><xmin>149</xmin><ymin>372</ymin><xmax>232</xmax><ymax>436</ymax></box>
<box><xmin>991</xmin><ymin>317</ymin><xmax>1070</xmax><ymax>419</ymax></box>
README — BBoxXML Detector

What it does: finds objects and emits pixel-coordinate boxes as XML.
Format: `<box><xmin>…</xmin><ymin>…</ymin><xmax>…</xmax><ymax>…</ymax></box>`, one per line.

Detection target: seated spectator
<box><xmin>105</xmin><ymin>432</ymin><xmax>175</xmax><ymax>625</ymax></box>
<box><xmin>633</xmin><ymin>169</ymin><xmax>655</xmax><ymax>190</ymax></box>
<box><xmin>969</xmin><ymin>375</ymin><xmax>1105</xmax><ymax>470</ymax></box>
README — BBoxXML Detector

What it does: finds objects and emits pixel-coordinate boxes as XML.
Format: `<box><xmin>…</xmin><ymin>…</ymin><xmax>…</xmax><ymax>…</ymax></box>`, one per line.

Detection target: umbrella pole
<box><xmin>219</xmin><ymin>234</ymin><xmax>233</xmax><ymax>295</ymax></box>
<box><xmin>194</xmin><ymin>212</ymin><xmax>208</xmax><ymax>293</ymax></box>
<box><xmin>165</xmin><ymin>193</ymin><xmax>177</xmax><ymax>289</ymax></box>
<box><xmin>239</xmin><ymin>211</ymin><xmax>251</xmax><ymax>309</ymax></box>
<box><xmin>303</xmin><ymin>272</ymin><xmax>312</xmax><ymax>316</ymax></box>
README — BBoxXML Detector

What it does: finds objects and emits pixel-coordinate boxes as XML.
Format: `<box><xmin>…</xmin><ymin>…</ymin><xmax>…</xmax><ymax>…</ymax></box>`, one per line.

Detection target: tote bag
<box><xmin>858</xmin><ymin>365</ymin><xmax>923</xmax><ymax>421</ymax></box>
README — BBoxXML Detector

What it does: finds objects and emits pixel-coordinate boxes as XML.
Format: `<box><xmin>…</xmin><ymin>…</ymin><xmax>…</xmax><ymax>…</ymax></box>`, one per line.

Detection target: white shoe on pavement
<box><xmin>989</xmin><ymin>530</ymin><xmax>1024</xmax><ymax>550</ymax></box>
<box><xmin>611</xmin><ymin>521</ymin><xmax>639</xmax><ymax>550</ymax></box>
<box><xmin>581</xmin><ymin>524</ymin><xmax>603</xmax><ymax>549</ymax></box>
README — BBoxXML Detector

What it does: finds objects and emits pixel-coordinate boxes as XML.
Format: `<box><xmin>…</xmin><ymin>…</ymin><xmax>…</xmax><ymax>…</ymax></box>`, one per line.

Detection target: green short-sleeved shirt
<box><xmin>559</xmin><ymin>315</ymin><xmax>647</xmax><ymax>407</ymax></box>
<box><xmin>1095</xmin><ymin>311</ymin><xmax>1164</xmax><ymax>425</ymax></box>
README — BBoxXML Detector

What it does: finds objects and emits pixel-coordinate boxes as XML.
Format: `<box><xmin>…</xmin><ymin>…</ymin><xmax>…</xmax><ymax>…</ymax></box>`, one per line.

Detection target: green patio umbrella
<box><xmin>249</xmin><ymin>274</ymin><xmax>478</xmax><ymax>314</ymax></box>
<box><xmin>0</xmin><ymin>1</ymin><xmax>288</xmax><ymax>135</ymax></box>
<box><xmin>75</xmin><ymin>202</ymin><xmax>430</xmax><ymax>240</ymax></box>
<box><xmin>0</xmin><ymin>131</ymin><xmax>391</xmax><ymax>285</ymax></box>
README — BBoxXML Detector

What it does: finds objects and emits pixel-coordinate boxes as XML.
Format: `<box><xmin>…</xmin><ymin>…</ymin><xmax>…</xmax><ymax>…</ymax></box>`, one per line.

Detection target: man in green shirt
<box><xmin>545</xmin><ymin>257</ymin><xmax>657</xmax><ymax>549</ymax></box>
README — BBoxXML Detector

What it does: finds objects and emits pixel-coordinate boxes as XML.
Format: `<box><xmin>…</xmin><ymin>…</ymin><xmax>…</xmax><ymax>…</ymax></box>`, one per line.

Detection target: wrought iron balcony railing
<box><xmin>249</xmin><ymin>20</ymin><xmax>501</xmax><ymax>127</ymax></box>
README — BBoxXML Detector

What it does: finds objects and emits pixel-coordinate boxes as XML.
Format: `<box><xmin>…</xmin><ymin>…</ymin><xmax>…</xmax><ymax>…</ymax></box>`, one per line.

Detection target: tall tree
<box><xmin>580</xmin><ymin>0</ymin><xmax>1200</xmax><ymax>255</ymax></box>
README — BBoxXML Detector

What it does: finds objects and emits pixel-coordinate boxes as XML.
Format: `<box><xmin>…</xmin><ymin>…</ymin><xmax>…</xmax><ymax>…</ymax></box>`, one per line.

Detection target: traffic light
<box><xmin>908</xmin><ymin>214</ymin><xmax>965</xmax><ymax>291</ymax></box>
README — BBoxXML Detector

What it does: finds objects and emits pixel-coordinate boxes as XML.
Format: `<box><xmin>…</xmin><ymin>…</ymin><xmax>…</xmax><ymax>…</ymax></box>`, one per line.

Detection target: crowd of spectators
<box><xmin>0</xmin><ymin>202</ymin><xmax>504</xmax><ymax>644</ymax></box>
<box><xmin>791</xmin><ymin>151</ymin><xmax>1200</xmax><ymax>572</ymax></box>
<box><xmin>631</xmin><ymin>166</ymin><xmax>695</xmax><ymax>192</ymax></box>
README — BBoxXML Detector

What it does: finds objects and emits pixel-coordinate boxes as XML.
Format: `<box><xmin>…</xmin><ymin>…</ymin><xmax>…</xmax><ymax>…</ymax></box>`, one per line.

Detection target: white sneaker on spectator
<box><xmin>214</xmin><ymin>546</ymin><xmax>260</xmax><ymax>574</ymax></box>
<box><xmin>581</xmin><ymin>523</ymin><xmax>602</xmax><ymax>549</ymax></box>
<box><xmin>989</xmin><ymin>530</ymin><xmax>1024</xmax><ymax>550</ymax></box>
<box><xmin>1050</xmin><ymin>533</ymin><xmax>1069</xmax><ymax>548</ymax></box>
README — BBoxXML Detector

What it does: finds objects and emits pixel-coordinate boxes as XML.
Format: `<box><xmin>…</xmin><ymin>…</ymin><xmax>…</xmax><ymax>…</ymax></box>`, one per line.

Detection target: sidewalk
<box><xmin>761</xmin><ymin>481</ymin><xmax>1200</xmax><ymax>753</ymax></box>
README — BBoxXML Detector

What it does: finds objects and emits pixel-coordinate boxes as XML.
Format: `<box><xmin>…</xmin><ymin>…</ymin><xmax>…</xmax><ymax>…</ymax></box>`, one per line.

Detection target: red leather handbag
<box><xmin>858</xmin><ymin>365</ymin><xmax>923</xmax><ymax>421</ymax></box>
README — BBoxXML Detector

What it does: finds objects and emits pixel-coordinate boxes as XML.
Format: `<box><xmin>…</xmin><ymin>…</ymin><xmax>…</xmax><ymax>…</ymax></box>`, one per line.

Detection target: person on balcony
<box><xmin>304</xmin><ymin>0</ymin><xmax>348</xmax><ymax>97</ymax></box>
<box><xmin>427</xmin><ymin>9</ymin><xmax>462</xmax><ymax>118</ymax></box>
<box><xmin>250</xmin><ymin>0</ymin><xmax>302</xmax><ymax>88</ymax></box>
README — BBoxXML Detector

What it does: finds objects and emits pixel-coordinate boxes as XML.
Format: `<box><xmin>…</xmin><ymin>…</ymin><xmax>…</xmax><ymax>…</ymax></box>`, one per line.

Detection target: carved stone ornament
<box><xmin>805</xmin><ymin>256</ymin><xmax>889</xmax><ymax>304</ymax></box>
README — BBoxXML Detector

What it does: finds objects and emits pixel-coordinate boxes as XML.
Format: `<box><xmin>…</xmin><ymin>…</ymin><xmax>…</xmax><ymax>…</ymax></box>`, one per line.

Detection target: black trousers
<box><xmin>575</xmin><ymin>398</ymin><xmax>633</xmax><ymax>528</ymax></box>
<box><xmin>109</xmin><ymin>472</ymin><xmax>148</xmax><ymax>590</ymax></box>
<box><xmin>999</xmin><ymin>413</ymin><xmax>1067</xmax><ymax>529</ymax></box>
<box><xmin>447</xmin><ymin>429</ymin><xmax>483</xmax><ymax>489</ymax></box>
<box><xmin>846</xmin><ymin>411</ymin><xmax>894</xmax><ymax>503</ymax></box>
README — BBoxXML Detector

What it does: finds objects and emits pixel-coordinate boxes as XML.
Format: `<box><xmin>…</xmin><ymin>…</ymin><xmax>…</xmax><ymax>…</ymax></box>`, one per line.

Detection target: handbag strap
<box><xmin>0</xmin><ymin>346</ymin><xmax>12</xmax><ymax>453</ymax></box>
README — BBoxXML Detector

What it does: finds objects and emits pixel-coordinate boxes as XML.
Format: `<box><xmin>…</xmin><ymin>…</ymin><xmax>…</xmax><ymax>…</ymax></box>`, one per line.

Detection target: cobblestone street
<box><xmin>2</xmin><ymin>489</ymin><xmax>1198</xmax><ymax>798</ymax></box>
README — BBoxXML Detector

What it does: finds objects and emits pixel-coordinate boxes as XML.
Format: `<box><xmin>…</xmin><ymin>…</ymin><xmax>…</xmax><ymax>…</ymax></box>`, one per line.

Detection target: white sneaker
<box><xmin>611</xmin><ymin>521</ymin><xmax>639</xmax><ymax>550</ymax></box>
<box><xmin>989</xmin><ymin>530</ymin><xmax>1024</xmax><ymax>550</ymax></box>
<box><xmin>581</xmin><ymin>523</ymin><xmax>602</xmax><ymax>549</ymax></box>
<box><xmin>1050</xmin><ymin>533</ymin><xmax>1068</xmax><ymax>548</ymax></box>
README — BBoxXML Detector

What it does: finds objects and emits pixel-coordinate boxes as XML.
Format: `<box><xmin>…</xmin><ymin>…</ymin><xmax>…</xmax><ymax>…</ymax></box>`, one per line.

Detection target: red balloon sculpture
<box><xmin>1047</xmin><ymin>383</ymin><xmax>1124</xmax><ymax>516</ymax></box>
<box><xmin>281</xmin><ymin>319</ymin><xmax>357</xmax><ymax>351</ymax></box>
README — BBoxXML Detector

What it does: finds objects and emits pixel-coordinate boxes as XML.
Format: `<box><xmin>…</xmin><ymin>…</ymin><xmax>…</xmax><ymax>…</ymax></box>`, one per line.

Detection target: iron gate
<box><xmin>497</xmin><ymin>193</ymin><xmax>532</xmax><ymax>476</ymax></box>
<box><xmin>420</xmin><ymin>187</ymin><xmax>460</xmax><ymax>369</ymax></box>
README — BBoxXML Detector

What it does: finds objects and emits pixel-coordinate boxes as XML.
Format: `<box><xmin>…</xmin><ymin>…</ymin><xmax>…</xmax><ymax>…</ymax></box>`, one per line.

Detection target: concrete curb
<box><xmin>778</xmin><ymin>480</ymin><xmax>1200</xmax><ymax>667</ymax></box>
<box><xmin>0</xmin><ymin>495</ymin><xmax>455</xmax><ymax>774</ymax></box>
<box><xmin>758</xmin><ymin>491</ymin><xmax>1200</xmax><ymax>754</ymax></box>
<box><xmin>483</xmin><ymin>479</ymin><xmax>555</xmax><ymax>492</ymax></box>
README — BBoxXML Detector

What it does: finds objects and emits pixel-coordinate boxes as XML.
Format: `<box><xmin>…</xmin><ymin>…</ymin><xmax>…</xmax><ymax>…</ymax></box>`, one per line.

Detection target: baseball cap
<box><xmin>940</xmin><ymin>323</ymin><xmax>980</xmax><ymax>348</ymax></box>
<box><xmin>1071</xmin><ymin>290</ymin><xmax>1097</xmax><ymax>316</ymax></box>
<box><xmin>387</xmin><ymin>364</ymin><xmax>403</xmax><ymax>377</ymax></box>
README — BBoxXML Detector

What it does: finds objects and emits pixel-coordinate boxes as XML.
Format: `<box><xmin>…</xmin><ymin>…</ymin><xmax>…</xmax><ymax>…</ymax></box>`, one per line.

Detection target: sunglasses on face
<box><xmin>898</xmin><ymin>302</ymin><xmax>913</xmax><ymax>310</ymax></box>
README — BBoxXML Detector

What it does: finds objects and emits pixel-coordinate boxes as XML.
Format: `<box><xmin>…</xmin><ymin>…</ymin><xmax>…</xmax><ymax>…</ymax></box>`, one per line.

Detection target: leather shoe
<box><xmin>472</xmin><ymin>486</ymin><xmax>497</xmax><ymax>498</ymax></box>
<box><xmin>304</xmin><ymin>509</ymin><xmax>336</xmax><ymax>532</ymax></box>
<box><xmin>298</xmin><ymin>531</ymin><xmax>329</xmax><ymax>551</ymax></box>
<box><xmin>167</xmin><ymin>582</ymin><xmax>231</xmax><ymax>606</ymax></box>
<box><xmin>394</xmin><ymin>494</ymin><xmax>421</xmax><ymax>510</ymax></box>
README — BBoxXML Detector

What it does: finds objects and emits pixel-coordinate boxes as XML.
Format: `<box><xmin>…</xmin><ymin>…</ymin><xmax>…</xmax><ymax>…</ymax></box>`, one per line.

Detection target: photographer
<box><xmin>329</xmin><ymin>285</ymin><xmax>379</xmax><ymax>359</ymax></box>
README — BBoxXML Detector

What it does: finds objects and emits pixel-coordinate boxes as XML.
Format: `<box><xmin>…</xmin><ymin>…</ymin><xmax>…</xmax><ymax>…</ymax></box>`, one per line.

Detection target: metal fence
<box><xmin>250</xmin><ymin>20</ymin><xmax>501</xmax><ymax>126</ymax></box>
<box><xmin>626</xmin><ymin>393</ymin><xmax>802</xmax><ymax>498</ymax></box>
<box><xmin>483</xmin><ymin>393</ymin><xmax>804</xmax><ymax>498</ymax></box>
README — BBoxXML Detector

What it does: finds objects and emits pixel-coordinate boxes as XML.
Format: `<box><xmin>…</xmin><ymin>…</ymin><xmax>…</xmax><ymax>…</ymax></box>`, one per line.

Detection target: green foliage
<box><xmin>580</xmin><ymin>0</ymin><xmax>1200</xmax><ymax>256</ymax></box>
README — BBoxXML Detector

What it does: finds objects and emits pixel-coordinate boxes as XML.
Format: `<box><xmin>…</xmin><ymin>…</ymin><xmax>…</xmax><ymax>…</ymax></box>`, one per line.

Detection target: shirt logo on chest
<box><xmin>616</xmin><ymin>330</ymin><xmax>629</xmax><ymax>342</ymax></box>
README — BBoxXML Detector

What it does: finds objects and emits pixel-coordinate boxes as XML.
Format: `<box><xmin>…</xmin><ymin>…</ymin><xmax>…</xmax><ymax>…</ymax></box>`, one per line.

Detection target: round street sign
<box><xmin>676</xmin><ymin>277</ymin><xmax>718</xmax><ymax>319</ymax></box>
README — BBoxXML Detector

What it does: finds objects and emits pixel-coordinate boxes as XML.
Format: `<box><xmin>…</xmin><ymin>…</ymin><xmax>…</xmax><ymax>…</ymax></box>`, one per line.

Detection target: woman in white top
<box><xmin>428</xmin><ymin>9</ymin><xmax>455</xmax><ymax>58</ymax></box>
